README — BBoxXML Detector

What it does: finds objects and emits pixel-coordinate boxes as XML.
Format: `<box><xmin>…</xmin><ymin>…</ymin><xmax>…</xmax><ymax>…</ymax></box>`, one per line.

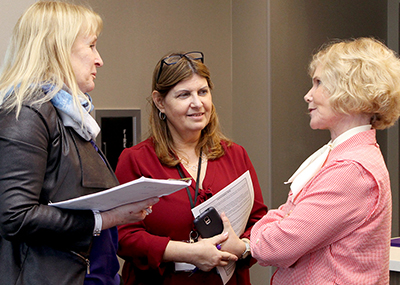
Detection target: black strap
<box><xmin>177</xmin><ymin>151</ymin><xmax>202</xmax><ymax>209</ymax></box>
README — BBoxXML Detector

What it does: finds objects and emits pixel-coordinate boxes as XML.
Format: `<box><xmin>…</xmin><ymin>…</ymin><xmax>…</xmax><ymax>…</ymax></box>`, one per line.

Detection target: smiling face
<box><xmin>153</xmin><ymin>73</ymin><xmax>212</xmax><ymax>142</ymax></box>
<box><xmin>304</xmin><ymin>64</ymin><xmax>340</xmax><ymax>132</ymax></box>
<box><xmin>70</xmin><ymin>32</ymin><xmax>103</xmax><ymax>93</ymax></box>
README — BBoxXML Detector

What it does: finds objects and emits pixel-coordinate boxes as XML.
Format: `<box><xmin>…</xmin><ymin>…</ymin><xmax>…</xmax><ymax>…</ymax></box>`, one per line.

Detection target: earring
<box><xmin>159</xmin><ymin>110</ymin><xmax>166</xmax><ymax>120</ymax></box>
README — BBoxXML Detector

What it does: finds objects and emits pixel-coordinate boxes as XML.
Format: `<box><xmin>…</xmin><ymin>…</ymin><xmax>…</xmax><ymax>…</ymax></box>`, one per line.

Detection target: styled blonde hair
<box><xmin>149</xmin><ymin>52</ymin><xmax>231</xmax><ymax>167</ymax></box>
<box><xmin>0</xmin><ymin>1</ymin><xmax>103</xmax><ymax>117</ymax></box>
<box><xmin>309</xmin><ymin>37</ymin><xmax>400</xmax><ymax>129</ymax></box>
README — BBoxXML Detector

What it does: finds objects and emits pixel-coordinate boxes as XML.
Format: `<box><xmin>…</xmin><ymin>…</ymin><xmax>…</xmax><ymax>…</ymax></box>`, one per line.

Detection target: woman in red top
<box><xmin>116</xmin><ymin>51</ymin><xmax>267</xmax><ymax>284</ymax></box>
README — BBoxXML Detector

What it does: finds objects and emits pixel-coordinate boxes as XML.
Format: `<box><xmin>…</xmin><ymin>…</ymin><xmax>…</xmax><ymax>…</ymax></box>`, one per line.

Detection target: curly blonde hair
<box><xmin>309</xmin><ymin>37</ymin><xmax>400</xmax><ymax>129</ymax></box>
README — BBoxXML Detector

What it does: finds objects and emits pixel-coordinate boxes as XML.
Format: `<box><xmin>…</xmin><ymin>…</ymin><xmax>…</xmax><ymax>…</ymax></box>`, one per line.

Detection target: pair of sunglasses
<box><xmin>156</xmin><ymin>51</ymin><xmax>204</xmax><ymax>83</ymax></box>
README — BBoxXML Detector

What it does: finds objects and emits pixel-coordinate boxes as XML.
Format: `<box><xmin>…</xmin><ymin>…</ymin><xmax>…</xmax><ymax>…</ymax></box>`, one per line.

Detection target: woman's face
<box><xmin>155</xmin><ymin>73</ymin><xmax>212</xmax><ymax>142</ymax></box>
<box><xmin>304</xmin><ymin>65</ymin><xmax>340</xmax><ymax>132</ymax></box>
<box><xmin>70</xmin><ymin>33</ymin><xmax>103</xmax><ymax>93</ymax></box>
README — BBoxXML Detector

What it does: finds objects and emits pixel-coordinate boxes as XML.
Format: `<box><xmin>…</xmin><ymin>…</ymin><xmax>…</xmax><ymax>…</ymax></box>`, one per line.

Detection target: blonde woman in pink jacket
<box><xmin>250</xmin><ymin>38</ymin><xmax>400</xmax><ymax>284</ymax></box>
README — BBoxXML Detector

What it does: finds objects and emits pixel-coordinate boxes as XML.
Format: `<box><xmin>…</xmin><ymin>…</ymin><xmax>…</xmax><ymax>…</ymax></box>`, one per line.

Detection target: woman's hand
<box><xmin>163</xmin><ymin>232</ymin><xmax>238</xmax><ymax>272</ymax></box>
<box><xmin>219</xmin><ymin>212</ymin><xmax>247</xmax><ymax>258</ymax></box>
<box><xmin>190</xmin><ymin>232</ymin><xmax>238</xmax><ymax>271</ymax></box>
<box><xmin>100</xmin><ymin>197</ymin><xmax>159</xmax><ymax>230</ymax></box>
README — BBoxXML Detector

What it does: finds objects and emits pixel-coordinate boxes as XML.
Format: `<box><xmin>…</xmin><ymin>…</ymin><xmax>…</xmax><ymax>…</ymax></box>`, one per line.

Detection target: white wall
<box><xmin>0</xmin><ymin>0</ymin><xmax>35</xmax><ymax>65</ymax></box>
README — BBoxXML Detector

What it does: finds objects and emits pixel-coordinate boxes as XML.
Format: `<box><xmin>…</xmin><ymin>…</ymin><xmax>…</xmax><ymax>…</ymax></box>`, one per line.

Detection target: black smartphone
<box><xmin>193</xmin><ymin>207</ymin><xmax>223</xmax><ymax>238</ymax></box>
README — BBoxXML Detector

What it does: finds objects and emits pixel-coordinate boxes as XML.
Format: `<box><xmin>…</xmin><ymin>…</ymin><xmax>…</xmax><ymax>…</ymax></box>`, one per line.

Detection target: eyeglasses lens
<box><xmin>184</xmin><ymin>52</ymin><xmax>204</xmax><ymax>63</ymax></box>
<box><xmin>164</xmin><ymin>55</ymin><xmax>182</xmax><ymax>65</ymax></box>
<box><xmin>164</xmin><ymin>52</ymin><xmax>204</xmax><ymax>66</ymax></box>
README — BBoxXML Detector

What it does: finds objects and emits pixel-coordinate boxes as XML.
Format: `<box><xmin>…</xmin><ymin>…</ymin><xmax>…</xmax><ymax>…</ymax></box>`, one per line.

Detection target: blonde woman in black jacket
<box><xmin>0</xmin><ymin>2</ymin><xmax>158</xmax><ymax>284</ymax></box>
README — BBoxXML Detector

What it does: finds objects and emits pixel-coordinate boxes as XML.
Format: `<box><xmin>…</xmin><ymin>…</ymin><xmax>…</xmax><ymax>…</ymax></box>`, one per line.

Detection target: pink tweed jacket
<box><xmin>251</xmin><ymin>129</ymin><xmax>391</xmax><ymax>285</ymax></box>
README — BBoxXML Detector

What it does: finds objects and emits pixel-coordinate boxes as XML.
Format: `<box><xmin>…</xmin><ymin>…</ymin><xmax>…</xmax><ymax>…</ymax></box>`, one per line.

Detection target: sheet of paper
<box><xmin>50</xmin><ymin>176</ymin><xmax>191</xmax><ymax>211</ymax></box>
<box><xmin>191</xmin><ymin>170</ymin><xmax>254</xmax><ymax>284</ymax></box>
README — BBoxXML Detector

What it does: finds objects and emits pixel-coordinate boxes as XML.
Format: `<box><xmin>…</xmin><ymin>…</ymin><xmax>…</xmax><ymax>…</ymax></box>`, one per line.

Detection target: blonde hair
<box><xmin>149</xmin><ymin>52</ymin><xmax>231</xmax><ymax>167</ymax></box>
<box><xmin>0</xmin><ymin>1</ymin><xmax>102</xmax><ymax>117</ymax></box>
<box><xmin>309</xmin><ymin>37</ymin><xmax>400</xmax><ymax>129</ymax></box>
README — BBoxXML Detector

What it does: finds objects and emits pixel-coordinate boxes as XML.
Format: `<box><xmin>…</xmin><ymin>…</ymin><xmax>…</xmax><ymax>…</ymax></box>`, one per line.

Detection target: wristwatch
<box><xmin>241</xmin><ymin>238</ymin><xmax>251</xmax><ymax>259</ymax></box>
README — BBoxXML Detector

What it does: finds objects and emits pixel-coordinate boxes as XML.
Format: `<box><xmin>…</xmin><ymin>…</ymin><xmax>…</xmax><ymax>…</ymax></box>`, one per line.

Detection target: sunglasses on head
<box><xmin>156</xmin><ymin>51</ymin><xmax>204</xmax><ymax>83</ymax></box>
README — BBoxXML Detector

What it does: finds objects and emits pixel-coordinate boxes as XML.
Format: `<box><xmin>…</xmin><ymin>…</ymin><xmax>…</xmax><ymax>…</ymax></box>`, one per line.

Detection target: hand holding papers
<box><xmin>191</xmin><ymin>170</ymin><xmax>254</xmax><ymax>285</ymax></box>
<box><xmin>50</xmin><ymin>176</ymin><xmax>191</xmax><ymax>211</ymax></box>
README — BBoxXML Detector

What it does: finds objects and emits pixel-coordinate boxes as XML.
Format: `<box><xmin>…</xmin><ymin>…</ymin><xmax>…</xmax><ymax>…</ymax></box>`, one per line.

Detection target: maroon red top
<box><xmin>116</xmin><ymin>138</ymin><xmax>267</xmax><ymax>285</ymax></box>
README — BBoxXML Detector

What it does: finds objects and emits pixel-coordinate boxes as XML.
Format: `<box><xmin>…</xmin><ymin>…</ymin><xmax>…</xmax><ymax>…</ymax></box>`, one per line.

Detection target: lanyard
<box><xmin>176</xmin><ymin>151</ymin><xmax>202</xmax><ymax>209</ymax></box>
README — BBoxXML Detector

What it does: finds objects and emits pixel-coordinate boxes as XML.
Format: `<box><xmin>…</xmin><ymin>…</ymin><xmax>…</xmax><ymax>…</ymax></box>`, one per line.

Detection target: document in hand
<box><xmin>49</xmin><ymin>177</ymin><xmax>191</xmax><ymax>211</ymax></box>
<box><xmin>191</xmin><ymin>170</ymin><xmax>254</xmax><ymax>285</ymax></box>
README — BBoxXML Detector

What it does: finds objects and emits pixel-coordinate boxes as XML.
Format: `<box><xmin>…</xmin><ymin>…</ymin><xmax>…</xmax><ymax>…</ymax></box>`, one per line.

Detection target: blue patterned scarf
<box><xmin>2</xmin><ymin>84</ymin><xmax>100</xmax><ymax>141</ymax></box>
<box><xmin>43</xmin><ymin>85</ymin><xmax>100</xmax><ymax>141</ymax></box>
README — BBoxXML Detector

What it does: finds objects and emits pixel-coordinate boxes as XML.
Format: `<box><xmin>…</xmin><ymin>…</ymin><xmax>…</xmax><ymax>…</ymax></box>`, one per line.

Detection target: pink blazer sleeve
<box><xmin>251</xmin><ymin>160</ymin><xmax>379</xmax><ymax>268</ymax></box>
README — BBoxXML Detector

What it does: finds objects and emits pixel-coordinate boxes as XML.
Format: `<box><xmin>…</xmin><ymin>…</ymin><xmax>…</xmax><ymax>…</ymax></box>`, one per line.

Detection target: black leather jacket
<box><xmin>0</xmin><ymin>98</ymin><xmax>118</xmax><ymax>284</ymax></box>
